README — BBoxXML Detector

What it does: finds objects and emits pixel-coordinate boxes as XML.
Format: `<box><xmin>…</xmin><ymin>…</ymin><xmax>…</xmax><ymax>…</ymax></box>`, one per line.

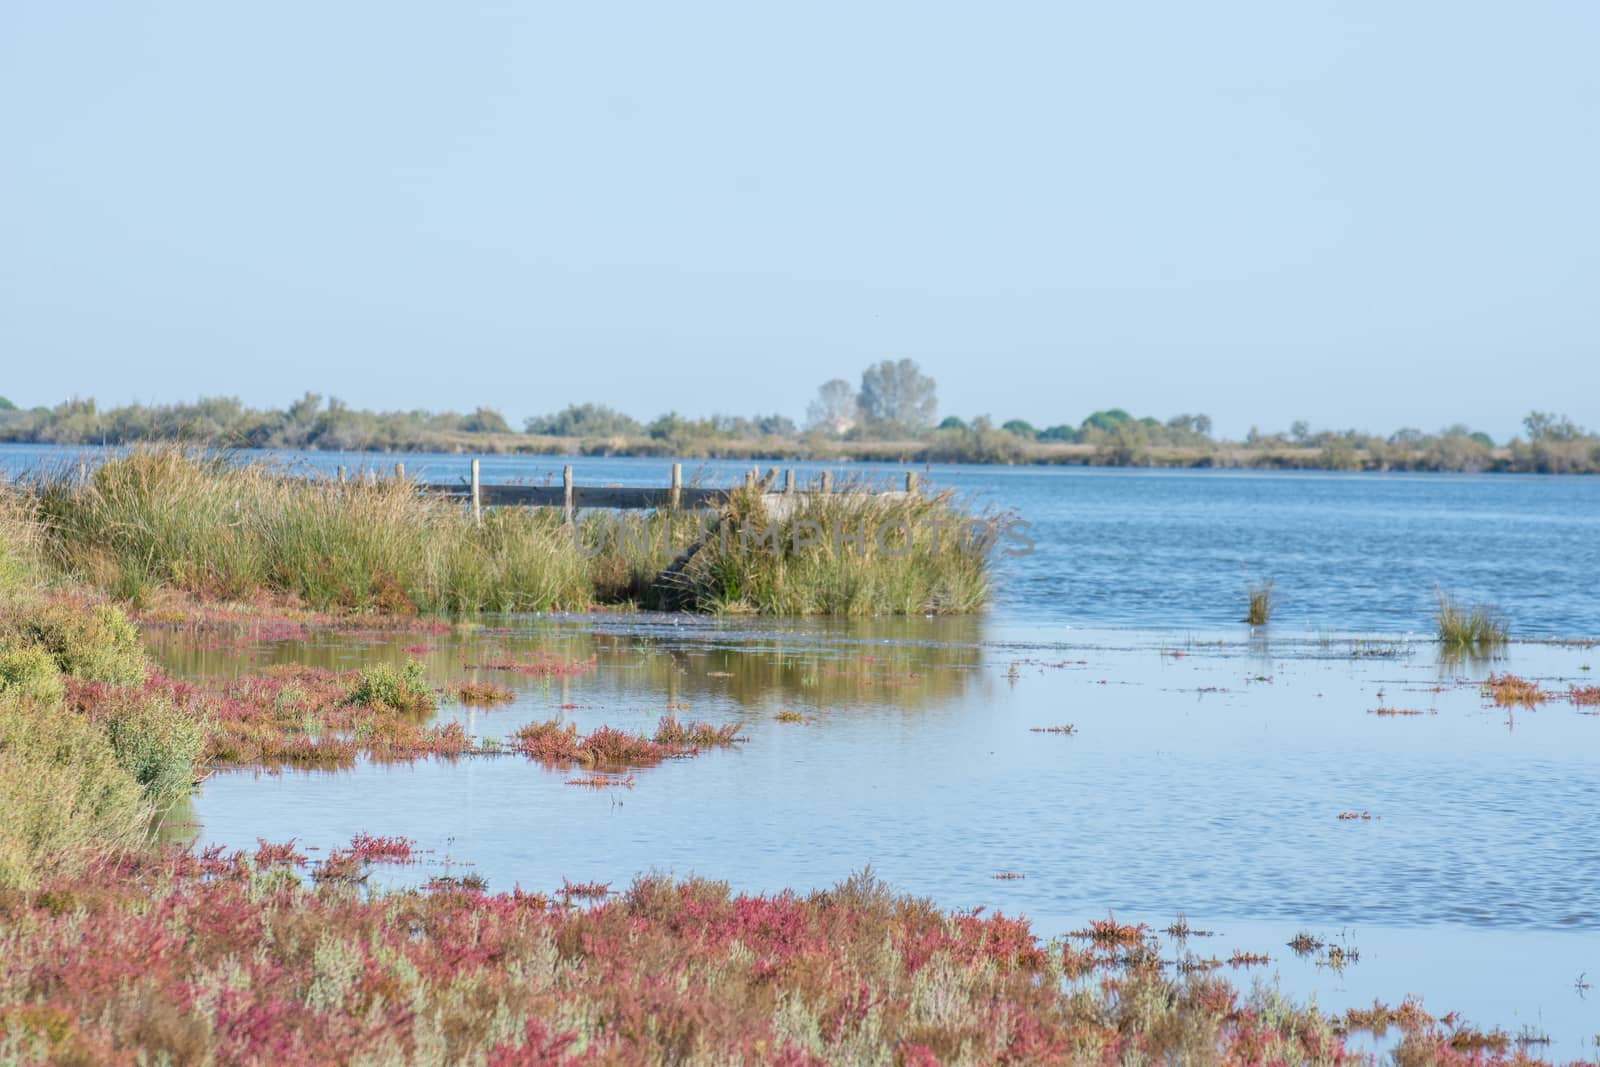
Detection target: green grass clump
<box><xmin>16</xmin><ymin>599</ymin><xmax>147</xmax><ymax>685</ymax></box>
<box><xmin>0</xmin><ymin>642</ymin><xmax>67</xmax><ymax>704</ymax></box>
<box><xmin>0</xmin><ymin>699</ymin><xmax>149</xmax><ymax>892</ymax></box>
<box><xmin>348</xmin><ymin>659</ymin><xmax>436</xmax><ymax>713</ymax></box>
<box><xmin>26</xmin><ymin>448</ymin><xmax>995</xmax><ymax>617</ymax></box>
<box><xmin>664</xmin><ymin>484</ymin><xmax>994</xmax><ymax>616</ymax></box>
<box><xmin>1244</xmin><ymin>579</ymin><xmax>1275</xmax><ymax>626</ymax></box>
<box><xmin>32</xmin><ymin>448</ymin><xmax>595</xmax><ymax>614</ymax></box>
<box><xmin>1434</xmin><ymin>589</ymin><xmax>1508</xmax><ymax>649</ymax></box>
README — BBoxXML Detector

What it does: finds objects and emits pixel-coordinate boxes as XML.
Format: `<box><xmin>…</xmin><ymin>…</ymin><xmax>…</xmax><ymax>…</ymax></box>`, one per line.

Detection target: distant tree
<box><xmin>1194</xmin><ymin>414</ymin><xmax>1213</xmax><ymax>436</ymax></box>
<box><xmin>752</xmin><ymin>413</ymin><xmax>797</xmax><ymax>436</ymax></box>
<box><xmin>937</xmin><ymin>416</ymin><xmax>967</xmax><ymax>431</ymax></box>
<box><xmin>1037</xmin><ymin>425</ymin><xmax>1075</xmax><ymax>442</ymax></box>
<box><xmin>1470</xmin><ymin>431</ymin><xmax>1495</xmax><ymax>448</ymax></box>
<box><xmin>526</xmin><ymin>403</ymin><xmax>641</xmax><ymax>438</ymax></box>
<box><xmin>0</xmin><ymin>396</ymin><xmax>15</xmax><ymax>411</ymax></box>
<box><xmin>1523</xmin><ymin>411</ymin><xmax>1581</xmax><ymax>442</ymax></box>
<box><xmin>804</xmin><ymin>379</ymin><xmax>859</xmax><ymax>435</ymax></box>
<box><xmin>1001</xmin><ymin>419</ymin><xmax>1036</xmax><ymax>438</ymax></box>
<box><xmin>1289</xmin><ymin>420</ymin><xmax>1311</xmax><ymax>445</ymax></box>
<box><xmin>461</xmin><ymin>407</ymin><xmax>511</xmax><ymax>434</ymax></box>
<box><xmin>858</xmin><ymin>359</ymin><xmax>937</xmax><ymax>435</ymax></box>
<box><xmin>1388</xmin><ymin>427</ymin><xmax>1424</xmax><ymax>447</ymax></box>
<box><xmin>1078</xmin><ymin>409</ymin><xmax>1133</xmax><ymax>437</ymax></box>
<box><xmin>647</xmin><ymin>412</ymin><xmax>686</xmax><ymax>442</ymax></box>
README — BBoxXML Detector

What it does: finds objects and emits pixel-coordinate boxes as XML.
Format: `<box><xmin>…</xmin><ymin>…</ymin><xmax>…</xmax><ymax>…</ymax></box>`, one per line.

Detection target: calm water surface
<box><xmin>150</xmin><ymin>618</ymin><xmax>1600</xmax><ymax>1056</ymax></box>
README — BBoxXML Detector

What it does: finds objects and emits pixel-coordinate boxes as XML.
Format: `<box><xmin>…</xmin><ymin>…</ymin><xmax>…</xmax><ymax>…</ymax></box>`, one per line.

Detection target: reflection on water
<box><xmin>156</xmin><ymin>615</ymin><xmax>1600</xmax><ymax>1055</ymax></box>
<box><xmin>146</xmin><ymin>614</ymin><xmax>989</xmax><ymax>721</ymax></box>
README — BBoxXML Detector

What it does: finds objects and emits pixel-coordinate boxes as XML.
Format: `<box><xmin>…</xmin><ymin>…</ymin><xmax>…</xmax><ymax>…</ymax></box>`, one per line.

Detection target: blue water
<box><xmin>6</xmin><ymin>443</ymin><xmax>1597</xmax><ymax>636</ymax></box>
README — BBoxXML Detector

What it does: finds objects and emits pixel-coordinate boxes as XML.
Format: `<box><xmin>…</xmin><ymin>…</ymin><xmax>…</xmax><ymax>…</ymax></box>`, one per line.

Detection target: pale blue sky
<box><xmin>2</xmin><ymin>2</ymin><xmax>1596</xmax><ymax>440</ymax></box>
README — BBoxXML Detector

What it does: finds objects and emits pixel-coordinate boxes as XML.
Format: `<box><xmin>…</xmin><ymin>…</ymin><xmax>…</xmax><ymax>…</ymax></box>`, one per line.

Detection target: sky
<box><xmin>2</xmin><ymin>2</ymin><xmax>1597</xmax><ymax>442</ymax></box>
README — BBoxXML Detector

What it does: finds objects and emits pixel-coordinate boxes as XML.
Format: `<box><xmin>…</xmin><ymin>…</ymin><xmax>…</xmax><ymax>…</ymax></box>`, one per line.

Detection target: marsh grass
<box><xmin>26</xmin><ymin>450</ymin><xmax>994</xmax><ymax>617</ymax></box>
<box><xmin>1434</xmin><ymin>589</ymin><xmax>1508</xmax><ymax>650</ymax></box>
<box><xmin>1244</xmin><ymin>579</ymin><xmax>1275</xmax><ymax>626</ymax></box>
<box><xmin>664</xmin><ymin>481</ymin><xmax>996</xmax><ymax>616</ymax></box>
<box><xmin>31</xmin><ymin>448</ymin><xmax>594</xmax><ymax>614</ymax></box>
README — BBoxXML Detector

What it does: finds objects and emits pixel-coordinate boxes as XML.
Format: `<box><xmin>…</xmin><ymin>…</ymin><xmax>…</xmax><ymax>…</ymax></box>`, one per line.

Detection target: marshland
<box><xmin>2</xmin><ymin>444</ymin><xmax>1598</xmax><ymax>1064</ymax></box>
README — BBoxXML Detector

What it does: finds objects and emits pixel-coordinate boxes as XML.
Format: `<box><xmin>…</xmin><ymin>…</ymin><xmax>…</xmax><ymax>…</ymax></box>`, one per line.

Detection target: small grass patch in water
<box><xmin>1370</xmin><ymin>706</ymin><xmax>1432</xmax><ymax>717</ymax></box>
<box><xmin>348</xmin><ymin>659</ymin><xmax>436</xmax><ymax>713</ymax></box>
<box><xmin>452</xmin><ymin>681</ymin><xmax>514</xmax><ymax>707</ymax></box>
<box><xmin>1434</xmin><ymin>589</ymin><xmax>1508</xmax><ymax>650</ymax></box>
<box><xmin>1244</xmin><ymin>579</ymin><xmax>1276</xmax><ymax>626</ymax></box>
<box><xmin>1029</xmin><ymin>724</ymin><xmax>1077</xmax><ymax>735</ymax></box>
<box><xmin>1287</xmin><ymin>932</ymin><xmax>1325</xmax><ymax>956</ymax></box>
<box><xmin>652</xmin><ymin>715</ymin><xmax>743</xmax><ymax>747</ymax></box>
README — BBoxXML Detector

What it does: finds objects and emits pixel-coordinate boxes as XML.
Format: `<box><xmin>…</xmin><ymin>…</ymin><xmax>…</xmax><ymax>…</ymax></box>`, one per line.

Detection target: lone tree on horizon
<box><xmin>859</xmin><ymin>358</ymin><xmax>937</xmax><ymax>436</ymax></box>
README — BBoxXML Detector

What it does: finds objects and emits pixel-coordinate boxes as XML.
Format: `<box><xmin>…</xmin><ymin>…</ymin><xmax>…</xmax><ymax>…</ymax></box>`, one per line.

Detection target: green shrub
<box><xmin>0</xmin><ymin>702</ymin><xmax>149</xmax><ymax>891</ymax></box>
<box><xmin>348</xmin><ymin>659</ymin><xmax>435</xmax><ymax>713</ymax></box>
<box><xmin>100</xmin><ymin>692</ymin><xmax>204</xmax><ymax>804</ymax></box>
<box><xmin>0</xmin><ymin>642</ymin><xmax>66</xmax><ymax>704</ymax></box>
<box><xmin>19</xmin><ymin>600</ymin><xmax>147</xmax><ymax>685</ymax></box>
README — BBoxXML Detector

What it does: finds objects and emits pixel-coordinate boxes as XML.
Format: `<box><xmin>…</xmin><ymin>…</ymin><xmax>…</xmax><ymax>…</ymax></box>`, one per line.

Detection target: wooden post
<box><xmin>784</xmin><ymin>469</ymin><xmax>795</xmax><ymax>494</ymax></box>
<box><xmin>669</xmin><ymin>463</ymin><xmax>682</xmax><ymax>511</ymax></box>
<box><xmin>395</xmin><ymin>462</ymin><xmax>405</xmax><ymax>481</ymax></box>
<box><xmin>744</xmin><ymin>469</ymin><xmax>755</xmax><ymax>490</ymax></box>
<box><xmin>563</xmin><ymin>465</ymin><xmax>574</xmax><ymax>525</ymax></box>
<box><xmin>905</xmin><ymin>471</ymin><xmax>918</xmax><ymax>494</ymax></box>
<box><xmin>337</xmin><ymin>466</ymin><xmax>347</xmax><ymax>485</ymax></box>
<box><xmin>820</xmin><ymin>471</ymin><xmax>832</xmax><ymax>494</ymax></box>
<box><xmin>470</xmin><ymin>458</ymin><xmax>482</xmax><ymax>525</ymax></box>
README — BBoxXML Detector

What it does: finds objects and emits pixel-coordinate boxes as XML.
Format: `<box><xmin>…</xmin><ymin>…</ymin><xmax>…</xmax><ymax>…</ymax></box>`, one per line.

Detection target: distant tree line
<box><xmin>2</xmin><ymin>368</ymin><xmax>1597</xmax><ymax>473</ymax></box>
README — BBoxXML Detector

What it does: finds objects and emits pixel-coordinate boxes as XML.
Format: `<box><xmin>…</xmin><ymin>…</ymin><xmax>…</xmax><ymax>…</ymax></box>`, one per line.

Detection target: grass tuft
<box><xmin>1434</xmin><ymin>589</ymin><xmax>1508</xmax><ymax>650</ymax></box>
<box><xmin>1244</xmin><ymin>579</ymin><xmax>1275</xmax><ymax>626</ymax></box>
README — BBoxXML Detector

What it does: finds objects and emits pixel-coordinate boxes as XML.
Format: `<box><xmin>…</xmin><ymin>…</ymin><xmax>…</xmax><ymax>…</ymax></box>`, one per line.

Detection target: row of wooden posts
<box><xmin>332</xmin><ymin>462</ymin><xmax>921</xmax><ymax>524</ymax></box>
